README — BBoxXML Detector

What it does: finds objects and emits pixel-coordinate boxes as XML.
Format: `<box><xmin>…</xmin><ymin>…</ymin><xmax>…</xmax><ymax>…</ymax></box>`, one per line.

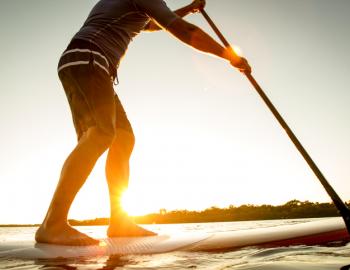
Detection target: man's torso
<box><xmin>71</xmin><ymin>0</ymin><xmax>178</xmax><ymax>74</ymax></box>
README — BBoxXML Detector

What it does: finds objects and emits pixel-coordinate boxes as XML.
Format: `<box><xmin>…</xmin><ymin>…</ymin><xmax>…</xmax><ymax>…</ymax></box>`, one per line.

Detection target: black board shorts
<box><xmin>58</xmin><ymin>41</ymin><xmax>133</xmax><ymax>140</ymax></box>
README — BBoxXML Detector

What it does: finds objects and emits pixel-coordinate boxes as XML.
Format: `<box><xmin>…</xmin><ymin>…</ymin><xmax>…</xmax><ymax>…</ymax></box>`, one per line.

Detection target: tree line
<box><xmin>68</xmin><ymin>200</ymin><xmax>349</xmax><ymax>226</ymax></box>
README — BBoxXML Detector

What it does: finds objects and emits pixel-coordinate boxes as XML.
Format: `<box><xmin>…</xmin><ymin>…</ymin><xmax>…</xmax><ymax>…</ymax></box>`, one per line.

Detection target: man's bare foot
<box><xmin>107</xmin><ymin>217</ymin><xmax>157</xmax><ymax>237</ymax></box>
<box><xmin>35</xmin><ymin>222</ymin><xmax>99</xmax><ymax>246</ymax></box>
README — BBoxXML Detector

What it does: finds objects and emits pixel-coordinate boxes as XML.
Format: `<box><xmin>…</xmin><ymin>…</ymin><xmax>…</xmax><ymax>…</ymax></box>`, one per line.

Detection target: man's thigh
<box><xmin>59</xmin><ymin>65</ymin><xmax>117</xmax><ymax>140</ymax></box>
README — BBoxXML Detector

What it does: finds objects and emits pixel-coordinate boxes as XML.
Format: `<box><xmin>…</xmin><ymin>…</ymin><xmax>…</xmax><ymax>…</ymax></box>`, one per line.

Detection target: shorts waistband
<box><xmin>58</xmin><ymin>40</ymin><xmax>111</xmax><ymax>78</ymax></box>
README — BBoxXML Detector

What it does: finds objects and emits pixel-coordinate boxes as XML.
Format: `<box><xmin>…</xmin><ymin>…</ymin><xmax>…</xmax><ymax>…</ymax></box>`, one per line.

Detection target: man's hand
<box><xmin>190</xmin><ymin>0</ymin><xmax>206</xmax><ymax>13</ymax></box>
<box><xmin>226</xmin><ymin>48</ymin><xmax>251</xmax><ymax>73</ymax></box>
<box><xmin>231</xmin><ymin>57</ymin><xmax>251</xmax><ymax>74</ymax></box>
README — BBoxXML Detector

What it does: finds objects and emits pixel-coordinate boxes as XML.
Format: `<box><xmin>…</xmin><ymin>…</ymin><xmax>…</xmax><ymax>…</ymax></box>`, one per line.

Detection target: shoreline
<box><xmin>1</xmin><ymin>200</ymin><xmax>348</xmax><ymax>227</ymax></box>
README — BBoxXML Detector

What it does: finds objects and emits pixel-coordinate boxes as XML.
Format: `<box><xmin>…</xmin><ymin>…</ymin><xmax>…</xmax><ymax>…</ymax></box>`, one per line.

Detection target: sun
<box><xmin>121</xmin><ymin>188</ymin><xmax>155</xmax><ymax>216</ymax></box>
<box><xmin>121</xmin><ymin>189</ymin><xmax>137</xmax><ymax>215</ymax></box>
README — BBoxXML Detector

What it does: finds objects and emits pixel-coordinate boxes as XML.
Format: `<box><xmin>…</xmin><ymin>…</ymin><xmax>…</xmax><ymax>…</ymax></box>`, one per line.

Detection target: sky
<box><xmin>0</xmin><ymin>0</ymin><xmax>350</xmax><ymax>224</ymax></box>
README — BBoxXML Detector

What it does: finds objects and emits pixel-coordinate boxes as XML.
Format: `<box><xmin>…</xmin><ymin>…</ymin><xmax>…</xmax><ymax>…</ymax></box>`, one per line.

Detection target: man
<box><xmin>36</xmin><ymin>0</ymin><xmax>250</xmax><ymax>246</ymax></box>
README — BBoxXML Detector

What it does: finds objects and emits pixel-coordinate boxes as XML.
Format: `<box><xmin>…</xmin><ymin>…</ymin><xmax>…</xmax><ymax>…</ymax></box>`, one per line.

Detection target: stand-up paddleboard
<box><xmin>0</xmin><ymin>218</ymin><xmax>348</xmax><ymax>259</ymax></box>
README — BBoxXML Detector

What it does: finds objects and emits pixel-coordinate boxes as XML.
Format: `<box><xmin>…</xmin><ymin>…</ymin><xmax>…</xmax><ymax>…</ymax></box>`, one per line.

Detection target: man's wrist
<box><xmin>189</xmin><ymin>4</ymin><xmax>198</xmax><ymax>14</ymax></box>
<box><xmin>222</xmin><ymin>48</ymin><xmax>238</xmax><ymax>63</ymax></box>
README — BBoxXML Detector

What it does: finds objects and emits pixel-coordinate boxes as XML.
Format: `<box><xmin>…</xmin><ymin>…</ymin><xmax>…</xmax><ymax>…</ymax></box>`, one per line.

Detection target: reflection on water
<box><xmin>30</xmin><ymin>247</ymin><xmax>350</xmax><ymax>270</ymax></box>
<box><xmin>35</xmin><ymin>255</ymin><xmax>136</xmax><ymax>270</ymax></box>
<box><xmin>0</xmin><ymin>219</ymin><xmax>349</xmax><ymax>269</ymax></box>
<box><xmin>1</xmin><ymin>247</ymin><xmax>350</xmax><ymax>270</ymax></box>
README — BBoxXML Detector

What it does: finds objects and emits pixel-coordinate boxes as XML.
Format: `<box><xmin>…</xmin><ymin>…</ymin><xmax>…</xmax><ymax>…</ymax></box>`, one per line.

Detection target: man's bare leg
<box><xmin>106</xmin><ymin>129</ymin><xmax>156</xmax><ymax>237</ymax></box>
<box><xmin>35</xmin><ymin>126</ymin><xmax>114</xmax><ymax>245</ymax></box>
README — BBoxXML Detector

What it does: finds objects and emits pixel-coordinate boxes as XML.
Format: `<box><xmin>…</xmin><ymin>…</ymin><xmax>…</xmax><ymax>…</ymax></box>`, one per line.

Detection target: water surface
<box><xmin>0</xmin><ymin>218</ymin><xmax>349</xmax><ymax>269</ymax></box>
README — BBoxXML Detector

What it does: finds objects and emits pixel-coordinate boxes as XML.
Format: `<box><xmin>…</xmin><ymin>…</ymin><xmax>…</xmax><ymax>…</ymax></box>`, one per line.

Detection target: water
<box><xmin>0</xmin><ymin>219</ymin><xmax>349</xmax><ymax>269</ymax></box>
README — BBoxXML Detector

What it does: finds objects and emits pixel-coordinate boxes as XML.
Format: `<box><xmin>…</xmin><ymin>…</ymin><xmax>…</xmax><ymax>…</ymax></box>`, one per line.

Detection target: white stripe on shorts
<box><xmin>62</xmin><ymin>48</ymin><xmax>109</xmax><ymax>67</ymax></box>
<box><xmin>57</xmin><ymin>60</ymin><xmax>110</xmax><ymax>76</ymax></box>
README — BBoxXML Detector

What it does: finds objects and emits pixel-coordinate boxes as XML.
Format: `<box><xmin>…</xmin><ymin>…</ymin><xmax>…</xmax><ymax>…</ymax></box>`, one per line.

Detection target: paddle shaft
<box><xmin>200</xmin><ymin>9</ymin><xmax>350</xmax><ymax>232</ymax></box>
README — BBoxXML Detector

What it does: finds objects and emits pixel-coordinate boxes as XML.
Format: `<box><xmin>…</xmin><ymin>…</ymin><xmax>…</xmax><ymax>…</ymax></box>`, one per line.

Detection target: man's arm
<box><xmin>144</xmin><ymin>0</ymin><xmax>205</xmax><ymax>32</ymax></box>
<box><xmin>166</xmin><ymin>17</ymin><xmax>249</xmax><ymax>71</ymax></box>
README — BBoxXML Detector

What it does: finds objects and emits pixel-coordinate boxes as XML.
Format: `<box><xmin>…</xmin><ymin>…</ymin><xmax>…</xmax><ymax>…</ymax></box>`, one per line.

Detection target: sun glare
<box><xmin>232</xmin><ymin>45</ymin><xmax>243</xmax><ymax>57</ymax></box>
<box><xmin>121</xmin><ymin>188</ymin><xmax>152</xmax><ymax>216</ymax></box>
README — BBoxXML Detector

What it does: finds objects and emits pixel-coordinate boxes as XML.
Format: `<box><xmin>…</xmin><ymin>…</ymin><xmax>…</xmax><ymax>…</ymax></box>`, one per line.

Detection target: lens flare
<box><xmin>232</xmin><ymin>45</ymin><xmax>243</xmax><ymax>57</ymax></box>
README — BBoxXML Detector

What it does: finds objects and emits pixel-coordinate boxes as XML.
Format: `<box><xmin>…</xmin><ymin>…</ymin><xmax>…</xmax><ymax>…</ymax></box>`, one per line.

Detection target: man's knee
<box><xmin>85</xmin><ymin>125</ymin><xmax>116</xmax><ymax>151</ymax></box>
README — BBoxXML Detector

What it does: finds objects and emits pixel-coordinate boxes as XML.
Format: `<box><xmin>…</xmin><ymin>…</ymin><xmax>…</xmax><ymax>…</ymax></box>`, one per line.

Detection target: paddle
<box><xmin>199</xmin><ymin>8</ymin><xmax>350</xmax><ymax>234</ymax></box>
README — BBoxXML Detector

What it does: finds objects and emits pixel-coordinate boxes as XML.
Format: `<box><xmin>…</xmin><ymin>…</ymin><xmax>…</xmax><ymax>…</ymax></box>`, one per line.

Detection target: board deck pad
<box><xmin>0</xmin><ymin>218</ymin><xmax>349</xmax><ymax>259</ymax></box>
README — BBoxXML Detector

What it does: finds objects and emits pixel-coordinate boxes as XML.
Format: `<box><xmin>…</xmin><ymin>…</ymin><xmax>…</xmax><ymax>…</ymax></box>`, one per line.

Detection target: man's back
<box><xmin>73</xmin><ymin>0</ymin><xmax>178</xmax><ymax>71</ymax></box>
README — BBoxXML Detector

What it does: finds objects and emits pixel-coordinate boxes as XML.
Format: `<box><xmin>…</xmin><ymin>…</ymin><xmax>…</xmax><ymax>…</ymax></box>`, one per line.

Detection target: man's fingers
<box><xmin>238</xmin><ymin>58</ymin><xmax>251</xmax><ymax>73</ymax></box>
<box><xmin>231</xmin><ymin>57</ymin><xmax>252</xmax><ymax>73</ymax></box>
<box><xmin>192</xmin><ymin>0</ymin><xmax>206</xmax><ymax>12</ymax></box>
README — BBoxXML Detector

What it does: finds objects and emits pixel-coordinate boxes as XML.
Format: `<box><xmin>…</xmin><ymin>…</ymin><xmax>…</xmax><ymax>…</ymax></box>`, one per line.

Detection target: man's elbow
<box><xmin>143</xmin><ymin>21</ymin><xmax>162</xmax><ymax>32</ymax></box>
<box><xmin>167</xmin><ymin>18</ymin><xmax>197</xmax><ymax>43</ymax></box>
